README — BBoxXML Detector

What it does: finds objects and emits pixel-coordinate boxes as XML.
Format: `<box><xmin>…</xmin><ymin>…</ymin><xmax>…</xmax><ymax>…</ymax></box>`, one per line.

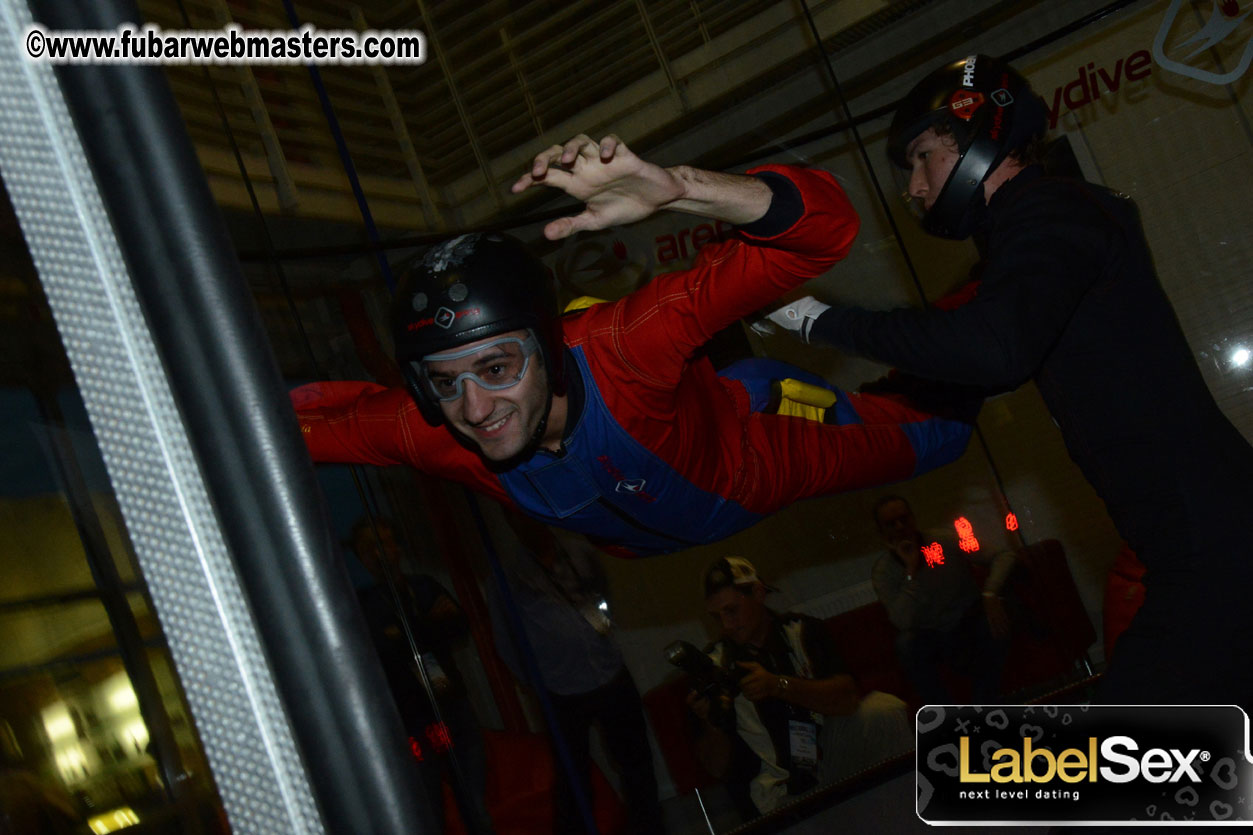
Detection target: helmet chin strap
<box><xmin>526</xmin><ymin>340</ymin><xmax>557</xmax><ymax>453</ymax></box>
<box><xmin>528</xmin><ymin>388</ymin><xmax>555</xmax><ymax>451</ymax></box>
<box><xmin>924</xmin><ymin>136</ymin><xmax>1000</xmax><ymax>239</ymax></box>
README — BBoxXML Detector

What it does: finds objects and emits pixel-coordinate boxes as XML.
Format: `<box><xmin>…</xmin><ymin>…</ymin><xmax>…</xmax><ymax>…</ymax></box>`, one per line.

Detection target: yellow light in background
<box><xmin>121</xmin><ymin>718</ymin><xmax>149</xmax><ymax>754</ymax></box>
<box><xmin>102</xmin><ymin>672</ymin><xmax>149</xmax><ymax>758</ymax></box>
<box><xmin>42</xmin><ymin>703</ymin><xmax>75</xmax><ymax>742</ymax></box>
<box><xmin>54</xmin><ymin>743</ymin><xmax>87</xmax><ymax>782</ymax></box>
<box><xmin>106</xmin><ymin>676</ymin><xmax>138</xmax><ymax>713</ymax></box>
<box><xmin>87</xmin><ymin>806</ymin><xmax>140</xmax><ymax>834</ymax></box>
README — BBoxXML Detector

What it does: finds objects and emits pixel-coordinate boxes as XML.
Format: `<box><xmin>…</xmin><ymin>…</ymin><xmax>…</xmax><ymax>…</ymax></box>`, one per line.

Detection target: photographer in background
<box><xmin>688</xmin><ymin>557</ymin><xmax>912</xmax><ymax>817</ymax></box>
<box><xmin>489</xmin><ymin>513</ymin><xmax>664</xmax><ymax>834</ymax></box>
<box><xmin>871</xmin><ymin>495</ymin><xmax>1017</xmax><ymax>704</ymax></box>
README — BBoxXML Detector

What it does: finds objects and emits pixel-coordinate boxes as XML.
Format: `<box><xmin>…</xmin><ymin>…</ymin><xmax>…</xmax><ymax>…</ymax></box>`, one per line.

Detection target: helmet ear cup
<box><xmin>391</xmin><ymin>233</ymin><xmax>563</xmax><ymax>426</ymax></box>
<box><xmin>399</xmin><ymin>358</ymin><xmax>445</xmax><ymax>427</ymax></box>
<box><xmin>888</xmin><ymin>54</ymin><xmax>1047</xmax><ymax>239</ymax></box>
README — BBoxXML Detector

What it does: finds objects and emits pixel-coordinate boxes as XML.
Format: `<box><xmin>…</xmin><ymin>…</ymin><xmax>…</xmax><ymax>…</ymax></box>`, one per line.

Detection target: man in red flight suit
<box><xmin>292</xmin><ymin>135</ymin><xmax>973</xmax><ymax>556</ymax></box>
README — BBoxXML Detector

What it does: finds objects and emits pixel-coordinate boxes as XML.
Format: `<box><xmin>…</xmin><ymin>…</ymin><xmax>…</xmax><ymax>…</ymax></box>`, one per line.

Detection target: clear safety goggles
<box><xmin>417</xmin><ymin>333</ymin><xmax>539</xmax><ymax>402</ymax></box>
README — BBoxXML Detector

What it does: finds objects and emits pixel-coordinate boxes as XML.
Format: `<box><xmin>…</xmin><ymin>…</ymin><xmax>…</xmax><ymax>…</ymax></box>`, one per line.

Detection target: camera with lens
<box><xmin>664</xmin><ymin>640</ymin><xmax>746</xmax><ymax>731</ymax></box>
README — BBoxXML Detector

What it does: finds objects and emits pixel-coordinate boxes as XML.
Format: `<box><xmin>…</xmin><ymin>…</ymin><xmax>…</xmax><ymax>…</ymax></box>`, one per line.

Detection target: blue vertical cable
<box><xmin>279</xmin><ymin>0</ymin><xmax>397</xmax><ymax>292</ymax></box>
<box><xmin>464</xmin><ymin>489</ymin><xmax>602</xmax><ymax>835</ymax></box>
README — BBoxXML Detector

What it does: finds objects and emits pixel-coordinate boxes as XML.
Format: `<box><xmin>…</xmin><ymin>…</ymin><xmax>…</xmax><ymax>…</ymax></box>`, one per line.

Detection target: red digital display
<box><xmin>426</xmin><ymin>721</ymin><xmax>453</xmax><ymax>755</ymax></box>
<box><xmin>409</xmin><ymin>735</ymin><xmax>424</xmax><ymax>762</ymax></box>
<box><xmin>954</xmin><ymin>517</ymin><xmax>980</xmax><ymax>553</ymax></box>
<box><xmin>923</xmin><ymin>541</ymin><xmax>945</xmax><ymax>567</ymax></box>
<box><xmin>1005</xmin><ymin>512</ymin><xmax>1019</xmax><ymax>532</ymax></box>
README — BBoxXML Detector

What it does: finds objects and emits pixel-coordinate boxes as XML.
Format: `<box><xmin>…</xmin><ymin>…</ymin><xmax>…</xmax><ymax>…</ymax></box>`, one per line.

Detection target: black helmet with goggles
<box><xmin>392</xmin><ymin>232</ymin><xmax>563</xmax><ymax>426</ymax></box>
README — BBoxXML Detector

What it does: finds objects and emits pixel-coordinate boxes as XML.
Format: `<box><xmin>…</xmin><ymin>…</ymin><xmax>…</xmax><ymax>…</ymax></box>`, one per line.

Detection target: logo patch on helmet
<box><xmin>949</xmin><ymin>90</ymin><xmax>985</xmax><ymax>121</ymax></box>
<box><xmin>406</xmin><ymin>307</ymin><xmax>481</xmax><ymax>332</ymax></box>
<box><xmin>990</xmin><ymin>87</ymin><xmax>1014</xmax><ymax>107</ymax></box>
<box><xmin>962</xmin><ymin>54</ymin><xmax>978</xmax><ymax>87</ymax></box>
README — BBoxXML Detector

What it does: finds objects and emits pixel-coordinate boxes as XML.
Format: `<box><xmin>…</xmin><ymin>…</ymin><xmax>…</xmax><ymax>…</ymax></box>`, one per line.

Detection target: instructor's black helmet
<box><xmin>888</xmin><ymin>54</ymin><xmax>1047</xmax><ymax>239</ymax></box>
<box><xmin>393</xmin><ymin>232</ymin><xmax>563</xmax><ymax>426</ymax></box>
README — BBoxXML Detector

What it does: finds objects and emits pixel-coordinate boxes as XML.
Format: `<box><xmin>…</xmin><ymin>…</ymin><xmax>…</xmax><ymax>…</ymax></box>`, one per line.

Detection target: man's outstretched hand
<box><xmin>511</xmin><ymin>133</ymin><xmax>685</xmax><ymax>240</ymax></box>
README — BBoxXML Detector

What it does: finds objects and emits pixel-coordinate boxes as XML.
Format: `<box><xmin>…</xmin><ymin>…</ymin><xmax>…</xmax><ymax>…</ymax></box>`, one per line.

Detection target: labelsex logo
<box><xmin>960</xmin><ymin>735</ymin><xmax>1206</xmax><ymax>785</ymax></box>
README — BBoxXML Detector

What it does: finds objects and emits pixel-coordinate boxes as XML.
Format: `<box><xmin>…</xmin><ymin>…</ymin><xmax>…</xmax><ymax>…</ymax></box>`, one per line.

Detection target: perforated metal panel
<box><xmin>0</xmin><ymin>3</ymin><xmax>323</xmax><ymax>832</ymax></box>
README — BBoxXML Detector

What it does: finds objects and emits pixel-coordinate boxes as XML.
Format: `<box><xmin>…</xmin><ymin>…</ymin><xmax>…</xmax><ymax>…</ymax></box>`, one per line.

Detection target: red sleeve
<box><xmin>609</xmin><ymin>164</ymin><xmax>859</xmax><ymax>388</ymax></box>
<box><xmin>291</xmin><ymin>381</ymin><xmax>417</xmax><ymax>466</ymax></box>
<box><xmin>289</xmin><ymin>381</ymin><xmax>506</xmax><ymax>500</ymax></box>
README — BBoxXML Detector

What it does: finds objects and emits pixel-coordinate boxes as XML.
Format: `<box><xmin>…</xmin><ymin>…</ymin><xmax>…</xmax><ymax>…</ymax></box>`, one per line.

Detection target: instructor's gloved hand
<box><xmin>760</xmin><ymin>296</ymin><xmax>831</xmax><ymax>343</ymax></box>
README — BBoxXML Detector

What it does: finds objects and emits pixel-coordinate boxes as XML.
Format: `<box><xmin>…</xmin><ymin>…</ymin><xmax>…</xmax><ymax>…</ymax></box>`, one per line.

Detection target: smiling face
<box><xmin>423</xmin><ymin>328</ymin><xmax>551</xmax><ymax>461</ymax></box>
<box><xmin>904</xmin><ymin>126</ymin><xmax>961</xmax><ymax>212</ymax></box>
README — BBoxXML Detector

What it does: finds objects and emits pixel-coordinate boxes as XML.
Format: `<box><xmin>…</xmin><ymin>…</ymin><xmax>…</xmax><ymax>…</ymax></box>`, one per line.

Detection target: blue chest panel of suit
<box><xmin>496</xmin><ymin>348</ymin><xmax>761</xmax><ymax>556</ymax></box>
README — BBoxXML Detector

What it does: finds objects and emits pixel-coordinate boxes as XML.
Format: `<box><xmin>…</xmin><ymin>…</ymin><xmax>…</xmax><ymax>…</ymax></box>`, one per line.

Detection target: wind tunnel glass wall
<box><xmin>30</xmin><ymin>0</ymin><xmax>1250</xmax><ymax>832</ymax></box>
<box><xmin>0</xmin><ymin>193</ymin><xmax>226</xmax><ymax>831</ymax></box>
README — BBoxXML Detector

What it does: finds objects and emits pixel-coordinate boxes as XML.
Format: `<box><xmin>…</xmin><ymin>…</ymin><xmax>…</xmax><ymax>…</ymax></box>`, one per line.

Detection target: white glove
<box><xmin>762</xmin><ymin>296</ymin><xmax>831</xmax><ymax>343</ymax></box>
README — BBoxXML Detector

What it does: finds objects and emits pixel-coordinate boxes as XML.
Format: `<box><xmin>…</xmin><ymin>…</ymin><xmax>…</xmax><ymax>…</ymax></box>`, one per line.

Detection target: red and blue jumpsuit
<box><xmin>292</xmin><ymin>165</ymin><xmax>973</xmax><ymax>557</ymax></box>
